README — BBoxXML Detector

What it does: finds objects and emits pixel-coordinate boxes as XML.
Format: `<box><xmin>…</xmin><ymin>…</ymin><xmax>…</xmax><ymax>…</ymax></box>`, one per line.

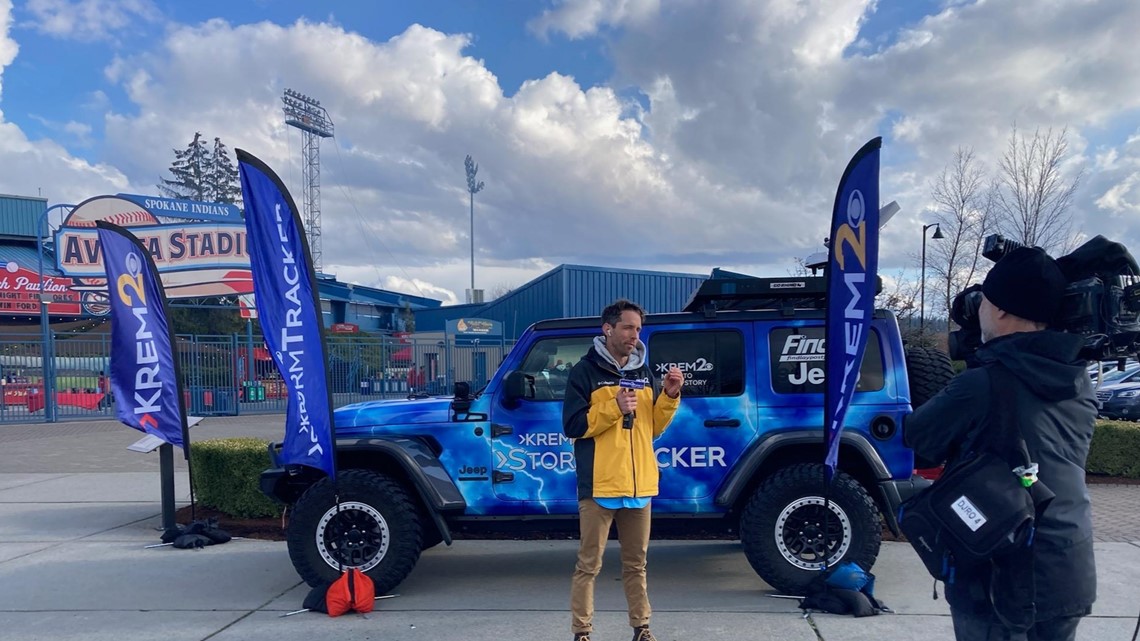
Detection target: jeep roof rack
<box><xmin>682</xmin><ymin>275</ymin><xmax>882</xmax><ymax>315</ymax></box>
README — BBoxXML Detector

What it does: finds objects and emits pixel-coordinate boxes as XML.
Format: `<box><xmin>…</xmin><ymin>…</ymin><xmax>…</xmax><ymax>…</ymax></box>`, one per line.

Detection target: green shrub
<box><xmin>1088</xmin><ymin>420</ymin><xmax>1140</xmax><ymax>479</ymax></box>
<box><xmin>191</xmin><ymin>437</ymin><xmax>282</xmax><ymax>518</ymax></box>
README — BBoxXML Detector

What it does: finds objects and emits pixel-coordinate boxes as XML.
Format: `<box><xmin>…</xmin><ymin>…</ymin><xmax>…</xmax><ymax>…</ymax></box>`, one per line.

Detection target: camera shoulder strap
<box><xmin>985</xmin><ymin>363</ymin><xmax>1032</xmax><ymax>467</ymax></box>
<box><xmin>987</xmin><ymin>363</ymin><xmax>1056</xmax><ymax>512</ymax></box>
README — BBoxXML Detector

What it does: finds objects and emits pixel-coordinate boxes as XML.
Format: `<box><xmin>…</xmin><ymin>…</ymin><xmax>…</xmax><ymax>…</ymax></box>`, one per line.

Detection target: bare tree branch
<box><xmin>489</xmin><ymin>283</ymin><xmax>517</xmax><ymax>300</ymax></box>
<box><xmin>993</xmin><ymin>125</ymin><xmax>1082</xmax><ymax>255</ymax></box>
<box><xmin>926</xmin><ymin>147</ymin><xmax>991</xmax><ymax>321</ymax></box>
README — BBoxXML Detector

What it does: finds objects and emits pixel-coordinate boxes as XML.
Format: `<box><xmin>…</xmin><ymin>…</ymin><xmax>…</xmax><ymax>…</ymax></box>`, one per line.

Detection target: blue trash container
<box><xmin>213</xmin><ymin>388</ymin><xmax>237</xmax><ymax>415</ymax></box>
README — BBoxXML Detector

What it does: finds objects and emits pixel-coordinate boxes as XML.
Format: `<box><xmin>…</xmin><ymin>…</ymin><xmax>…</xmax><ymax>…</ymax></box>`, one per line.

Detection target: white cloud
<box><xmin>528</xmin><ymin>0</ymin><xmax>660</xmax><ymax>40</ymax></box>
<box><xmin>95</xmin><ymin>18</ymin><xmax>730</xmax><ymax>299</ymax></box>
<box><xmin>9</xmin><ymin>0</ymin><xmax>1140</xmax><ymax>303</ymax></box>
<box><xmin>24</xmin><ymin>0</ymin><xmax>160</xmax><ymax>43</ymax></box>
<box><xmin>0</xmin><ymin>0</ymin><xmax>17</xmax><ymax>106</ymax></box>
<box><xmin>0</xmin><ymin>0</ymin><xmax>133</xmax><ymax>204</ymax></box>
<box><xmin>1092</xmin><ymin>129</ymin><xmax>1140</xmax><ymax>219</ymax></box>
<box><xmin>30</xmin><ymin>114</ymin><xmax>93</xmax><ymax>146</ymax></box>
<box><xmin>598</xmin><ymin>0</ymin><xmax>1140</xmax><ymax>267</ymax></box>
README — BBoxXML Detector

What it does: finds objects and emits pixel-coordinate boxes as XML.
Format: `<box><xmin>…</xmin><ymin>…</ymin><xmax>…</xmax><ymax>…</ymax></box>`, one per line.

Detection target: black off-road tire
<box><xmin>740</xmin><ymin>463</ymin><xmax>881</xmax><ymax>594</ymax></box>
<box><xmin>905</xmin><ymin>346</ymin><xmax>955</xmax><ymax>468</ymax></box>
<box><xmin>287</xmin><ymin>469</ymin><xmax>423</xmax><ymax>593</ymax></box>
<box><xmin>905</xmin><ymin>346</ymin><xmax>954</xmax><ymax>408</ymax></box>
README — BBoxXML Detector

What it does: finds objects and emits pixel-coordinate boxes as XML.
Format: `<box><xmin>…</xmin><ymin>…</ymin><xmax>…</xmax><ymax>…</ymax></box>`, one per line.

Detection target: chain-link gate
<box><xmin>176</xmin><ymin>334</ymin><xmax>240</xmax><ymax>417</ymax></box>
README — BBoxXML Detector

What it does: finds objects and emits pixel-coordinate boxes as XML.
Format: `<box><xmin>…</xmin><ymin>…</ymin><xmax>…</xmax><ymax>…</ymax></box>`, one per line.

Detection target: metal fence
<box><xmin>0</xmin><ymin>331</ymin><xmax>513</xmax><ymax>424</ymax></box>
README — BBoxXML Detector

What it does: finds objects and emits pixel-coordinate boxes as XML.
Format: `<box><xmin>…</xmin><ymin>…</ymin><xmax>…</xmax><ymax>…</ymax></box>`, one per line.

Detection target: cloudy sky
<box><xmin>2</xmin><ymin>0</ymin><xmax>1139</xmax><ymax>305</ymax></box>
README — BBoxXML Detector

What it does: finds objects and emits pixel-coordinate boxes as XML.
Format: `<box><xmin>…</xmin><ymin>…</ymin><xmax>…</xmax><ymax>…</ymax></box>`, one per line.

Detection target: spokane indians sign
<box><xmin>49</xmin><ymin>194</ymin><xmax>253</xmax><ymax>316</ymax></box>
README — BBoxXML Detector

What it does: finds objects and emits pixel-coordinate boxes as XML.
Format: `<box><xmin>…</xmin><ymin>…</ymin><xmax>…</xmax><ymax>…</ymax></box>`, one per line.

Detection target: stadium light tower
<box><xmin>464</xmin><ymin>154</ymin><xmax>485</xmax><ymax>304</ymax></box>
<box><xmin>282</xmin><ymin>88</ymin><xmax>334</xmax><ymax>273</ymax></box>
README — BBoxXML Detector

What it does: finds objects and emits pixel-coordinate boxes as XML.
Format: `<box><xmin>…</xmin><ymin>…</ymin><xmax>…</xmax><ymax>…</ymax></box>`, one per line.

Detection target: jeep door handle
<box><xmin>491</xmin><ymin>423</ymin><xmax>513</xmax><ymax>438</ymax></box>
<box><xmin>703</xmin><ymin>418</ymin><xmax>740</xmax><ymax>428</ymax></box>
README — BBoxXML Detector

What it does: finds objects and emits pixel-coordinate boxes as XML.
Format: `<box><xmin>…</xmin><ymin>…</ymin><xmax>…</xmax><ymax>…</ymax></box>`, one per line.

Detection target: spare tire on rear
<box><xmin>905</xmin><ymin>346</ymin><xmax>954</xmax><ymax>408</ymax></box>
<box><xmin>904</xmin><ymin>346</ymin><xmax>954</xmax><ymax>468</ymax></box>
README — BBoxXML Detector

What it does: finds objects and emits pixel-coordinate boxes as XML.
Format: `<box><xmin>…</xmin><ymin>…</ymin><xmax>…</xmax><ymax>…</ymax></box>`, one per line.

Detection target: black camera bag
<box><xmin>899</xmin><ymin>364</ymin><xmax>1054</xmax><ymax>581</ymax></box>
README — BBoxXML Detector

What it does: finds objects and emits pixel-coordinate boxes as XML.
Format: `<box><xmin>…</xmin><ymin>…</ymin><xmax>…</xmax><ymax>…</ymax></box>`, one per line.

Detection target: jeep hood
<box><xmin>334</xmin><ymin>396</ymin><xmax>453</xmax><ymax>429</ymax></box>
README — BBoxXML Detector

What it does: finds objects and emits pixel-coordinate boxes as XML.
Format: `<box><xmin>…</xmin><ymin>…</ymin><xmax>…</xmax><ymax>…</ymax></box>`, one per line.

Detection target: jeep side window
<box><xmin>769</xmin><ymin>327</ymin><xmax>884</xmax><ymax>394</ymax></box>
<box><xmin>648</xmin><ymin>330</ymin><xmax>745</xmax><ymax>397</ymax></box>
<box><xmin>518</xmin><ymin>336</ymin><xmax>594</xmax><ymax>401</ymax></box>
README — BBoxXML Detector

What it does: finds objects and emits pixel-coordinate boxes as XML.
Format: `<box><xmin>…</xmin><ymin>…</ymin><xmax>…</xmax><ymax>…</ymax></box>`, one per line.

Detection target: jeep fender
<box><xmin>262</xmin><ymin>437</ymin><xmax>466</xmax><ymax>546</ymax></box>
<box><xmin>715</xmin><ymin>430</ymin><xmax>902</xmax><ymax>533</ymax></box>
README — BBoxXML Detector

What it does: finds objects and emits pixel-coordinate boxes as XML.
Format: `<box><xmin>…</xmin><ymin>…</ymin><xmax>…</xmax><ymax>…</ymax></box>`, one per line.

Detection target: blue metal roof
<box><xmin>316</xmin><ymin>277</ymin><xmax>442</xmax><ymax>310</ymax></box>
<box><xmin>0</xmin><ymin>195</ymin><xmax>48</xmax><ymax>239</ymax></box>
<box><xmin>413</xmin><ymin>303</ymin><xmax>486</xmax><ymax>333</ymax></box>
<box><xmin>0</xmin><ymin>243</ymin><xmax>65</xmax><ymax>276</ymax></box>
<box><xmin>413</xmin><ymin>264</ymin><xmax>709</xmax><ymax>339</ymax></box>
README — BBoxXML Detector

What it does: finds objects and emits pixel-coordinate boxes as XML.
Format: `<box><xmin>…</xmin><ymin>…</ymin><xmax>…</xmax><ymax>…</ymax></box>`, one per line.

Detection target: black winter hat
<box><xmin>982</xmin><ymin>246</ymin><xmax>1066</xmax><ymax>324</ymax></box>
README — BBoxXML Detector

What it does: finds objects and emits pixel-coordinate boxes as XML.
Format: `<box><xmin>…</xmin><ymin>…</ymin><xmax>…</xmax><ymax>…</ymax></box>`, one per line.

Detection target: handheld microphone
<box><xmin>619</xmin><ymin>375</ymin><xmax>645</xmax><ymax>429</ymax></box>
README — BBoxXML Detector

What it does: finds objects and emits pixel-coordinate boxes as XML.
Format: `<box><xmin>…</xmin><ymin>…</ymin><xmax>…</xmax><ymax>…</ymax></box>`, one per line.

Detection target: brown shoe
<box><xmin>632</xmin><ymin>626</ymin><xmax>657</xmax><ymax>641</ymax></box>
<box><xmin>574</xmin><ymin>633</ymin><xmax>592</xmax><ymax>641</ymax></box>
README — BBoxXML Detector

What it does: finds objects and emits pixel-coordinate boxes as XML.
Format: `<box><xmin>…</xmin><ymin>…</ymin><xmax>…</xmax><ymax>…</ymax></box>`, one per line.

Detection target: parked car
<box><xmin>1089</xmin><ymin>361</ymin><xmax>1139</xmax><ymax>385</ymax></box>
<box><xmin>1096</xmin><ymin>381</ymin><xmax>1140</xmax><ymax>420</ymax></box>
<box><xmin>260</xmin><ymin>275</ymin><xmax>953</xmax><ymax>595</ymax></box>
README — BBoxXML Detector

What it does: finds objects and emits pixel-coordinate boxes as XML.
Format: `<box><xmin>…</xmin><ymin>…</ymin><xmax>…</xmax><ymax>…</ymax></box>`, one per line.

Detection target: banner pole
<box><xmin>821</xmin><ymin>137</ymin><xmax>882</xmax><ymax>570</ymax></box>
<box><xmin>159</xmin><ymin>443</ymin><xmax>176</xmax><ymax>531</ymax></box>
<box><xmin>95</xmin><ymin>220</ymin><xmax>194</xmax><ymax>535</ymax></box>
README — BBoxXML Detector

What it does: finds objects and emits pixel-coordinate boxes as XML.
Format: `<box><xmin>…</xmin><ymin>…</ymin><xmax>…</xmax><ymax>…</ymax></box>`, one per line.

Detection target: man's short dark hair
<box><xmin>602</xmin><ymin>299</ymin><xmax>645</xmax><ymax>327</ymax></box>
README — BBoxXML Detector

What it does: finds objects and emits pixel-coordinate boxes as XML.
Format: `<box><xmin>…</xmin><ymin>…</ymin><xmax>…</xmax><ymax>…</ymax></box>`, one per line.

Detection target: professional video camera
<box><xmin>948</xmin><ymin>234</ymin><xmax>1140</xmax><ymax>363</ymax></box>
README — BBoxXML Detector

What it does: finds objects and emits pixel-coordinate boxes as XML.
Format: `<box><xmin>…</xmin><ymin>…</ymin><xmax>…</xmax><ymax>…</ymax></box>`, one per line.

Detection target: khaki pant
<box><xmin>570</xmin><ymin>499</ymin><xmax>652</xmax><ymax>634</ymax></box>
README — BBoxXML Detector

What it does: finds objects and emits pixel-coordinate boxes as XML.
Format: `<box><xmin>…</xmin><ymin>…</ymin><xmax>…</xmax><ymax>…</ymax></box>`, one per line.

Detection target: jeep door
<box><xmin>759</xmin><ymin>321</ymin><xmax>909</xmax><ymax>477</ymax></box>
<box><xmin>489</xmin><ymin>333</ymin><xmax>594</xmax><ymax>512</ymax></box>
<box><xmin>643</xmin><ymin>323</ymin><xmax>758</xmax><ymax>510</ymax></box>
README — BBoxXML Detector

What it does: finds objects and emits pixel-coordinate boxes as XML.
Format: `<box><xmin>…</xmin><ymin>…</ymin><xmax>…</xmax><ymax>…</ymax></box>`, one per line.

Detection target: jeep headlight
<box><xmin>1118</xmin><ymin>390</ymin><xmax>1140</xmax><ymax>398</ymax></box>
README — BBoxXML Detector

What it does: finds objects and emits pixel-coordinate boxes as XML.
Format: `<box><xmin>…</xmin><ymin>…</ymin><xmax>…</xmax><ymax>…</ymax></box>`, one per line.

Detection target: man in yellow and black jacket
<box><xmin>562</xmin><ymin>299</ymin><xmax>682</xmax><ymax>641</ymax></box>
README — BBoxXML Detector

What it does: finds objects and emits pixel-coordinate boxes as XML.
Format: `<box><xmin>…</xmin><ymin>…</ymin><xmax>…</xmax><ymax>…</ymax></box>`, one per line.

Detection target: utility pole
<box><xmin>920</xmin><ymin>222</ymin><xmax>944</xmax><ymax>332</ymax></box>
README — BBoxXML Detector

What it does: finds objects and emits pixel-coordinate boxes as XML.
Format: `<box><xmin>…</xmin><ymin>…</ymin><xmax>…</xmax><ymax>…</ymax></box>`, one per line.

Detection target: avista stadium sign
<box><xmin>52</xmin><ymin>195</ymin><xmax>254</xmax><ymax>304</ymax></box>
<box><xmin>57</xmin><ymin>224</ymin><xmax>250</xmax><ymax>276</ymax></box>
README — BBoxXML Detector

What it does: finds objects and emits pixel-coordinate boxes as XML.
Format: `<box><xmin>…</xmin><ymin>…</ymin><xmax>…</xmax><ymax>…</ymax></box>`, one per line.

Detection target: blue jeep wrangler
<box><xmin>261</xmin><ymin>275</ymin><xmax>951</xmax><ymax>595</ymax></box>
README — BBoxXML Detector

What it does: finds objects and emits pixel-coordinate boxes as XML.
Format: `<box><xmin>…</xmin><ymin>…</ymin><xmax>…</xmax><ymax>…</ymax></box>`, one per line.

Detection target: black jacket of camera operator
<box><xmin>905</xmin><ymin>330</ymin><xmax>1098</xmax><ymax>621</ymax></box>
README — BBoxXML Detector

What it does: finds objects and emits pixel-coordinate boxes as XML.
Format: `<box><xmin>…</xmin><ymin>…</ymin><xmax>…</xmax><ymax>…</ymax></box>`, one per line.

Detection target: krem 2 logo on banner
<box><xmin>237</xmin><ymin>149</ymin><xmax>336</xmax><ymax>480</ymax></box>
<box><xmin>823</xmin><ymin>137</ymin><xmax>881</xmax><ymax>476</ymax></box>
<box><xmin>95</xmin><ymin>221</ymin><xmax>189</xmax><ymax>451</ymax></box>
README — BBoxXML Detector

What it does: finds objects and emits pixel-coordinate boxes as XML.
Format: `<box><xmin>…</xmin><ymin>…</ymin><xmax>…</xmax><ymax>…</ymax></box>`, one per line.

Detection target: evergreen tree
<box><xmin>156</xmin><ymin>134</ymin><xmax>246</xmax><ymax>336</ymax></box>
<box><xmin>157</xmin><ymin>133</ymin><xmax>241</xmax><ymax>205</ymax></box>
<box><xmin>158</xmin><ymin>132</ymin><xmax>210</xmax><ymax>201</ymax></box>
<box><xmin>209</xmin><ymin>137</ymin><xmax>241</xmax><ymax>205</ymax></box>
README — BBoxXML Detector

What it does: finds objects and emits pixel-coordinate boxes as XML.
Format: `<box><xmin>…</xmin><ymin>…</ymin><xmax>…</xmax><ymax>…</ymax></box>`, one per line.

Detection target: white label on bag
<box><xmin>952</xmin><ymin>496</ymin><xmax>987</xmax><ymax>532</ymax></box>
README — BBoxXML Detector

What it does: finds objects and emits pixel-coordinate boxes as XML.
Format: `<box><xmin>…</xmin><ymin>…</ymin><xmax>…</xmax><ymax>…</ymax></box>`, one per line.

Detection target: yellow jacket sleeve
<box><xmin>652</xmin><ymin>390</ymin><xmax>680</xmax><ymax>437</ymax></box>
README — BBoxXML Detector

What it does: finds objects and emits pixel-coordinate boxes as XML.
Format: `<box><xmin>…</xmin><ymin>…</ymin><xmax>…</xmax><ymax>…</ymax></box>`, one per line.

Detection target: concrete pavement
<box><xmin>0</xmin><ymin>416</ymin><xmax>1137</xmax><ymax>640</ymax></box>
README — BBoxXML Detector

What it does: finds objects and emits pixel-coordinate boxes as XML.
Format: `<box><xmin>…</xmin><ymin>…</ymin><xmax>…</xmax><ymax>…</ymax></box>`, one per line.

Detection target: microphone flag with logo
<box><xmin>96</xmin><ymin>221</ymin><xmax>189</xmax><ymax>451</ymax></box>
<box><xmin>237</xmin><ymin>149</ymin><xmax>336</xmax><ymax>480</ymax></box>
<box><xmin>823</xmin><ymin>137</ymin><xmax>881</xmax><ymax>478</ymax></box>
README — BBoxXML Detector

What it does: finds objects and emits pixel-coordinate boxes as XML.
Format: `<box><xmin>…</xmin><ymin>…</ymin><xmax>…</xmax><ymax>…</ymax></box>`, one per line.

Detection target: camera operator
<box><xmin>906</xmin><ymin>247</ymin><xmax>1098</xmax><ymax>641</ymax></box>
